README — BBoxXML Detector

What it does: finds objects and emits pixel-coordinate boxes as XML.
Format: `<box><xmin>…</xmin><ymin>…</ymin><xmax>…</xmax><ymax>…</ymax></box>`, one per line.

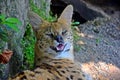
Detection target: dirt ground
<box><xmin>74</xmin><ymin>10</ymin><xmax>120</xmax><ymax>80</ymax></box>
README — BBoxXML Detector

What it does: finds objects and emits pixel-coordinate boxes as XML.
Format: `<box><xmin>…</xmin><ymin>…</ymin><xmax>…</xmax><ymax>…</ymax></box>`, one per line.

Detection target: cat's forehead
<box><xmin>51</xmin><ymin>22</ymin><xmax>68</xmax><ymax>31</ymax></box>
<box><xmin>38</xmin><ymin>21</ymin><xmax>69</xmax><ymax>33</ymax></box>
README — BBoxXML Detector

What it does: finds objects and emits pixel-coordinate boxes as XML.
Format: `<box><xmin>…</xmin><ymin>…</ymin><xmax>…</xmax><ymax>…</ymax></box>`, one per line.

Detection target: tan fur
<box><xmin>9</xmin><ymin>5</ymin><xmax>91</xmax><ymax>80</ymax></box>
<box><xmin>10</xmin><ymin>58</ymin><xmax>87</xmax><ymax>80</ymax></box>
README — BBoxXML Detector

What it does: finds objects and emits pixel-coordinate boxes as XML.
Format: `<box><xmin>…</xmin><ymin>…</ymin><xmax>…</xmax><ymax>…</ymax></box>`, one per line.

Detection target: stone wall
<box><xmin>0</xmin><ymin>0</ymin><xmax>51</xmax><ymax>79</ymax></box>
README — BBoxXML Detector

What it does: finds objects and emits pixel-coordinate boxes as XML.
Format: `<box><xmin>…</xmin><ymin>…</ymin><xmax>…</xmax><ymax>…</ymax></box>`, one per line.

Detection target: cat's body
<box><xmin>9</xmin><ymin>5</ymin><xmax>92</xmax><ymax>80</ymax></box>
<box><xmin>11</xmin><ymin>58</ymin><xmax>87</xmax><ymax>80</ymax></box>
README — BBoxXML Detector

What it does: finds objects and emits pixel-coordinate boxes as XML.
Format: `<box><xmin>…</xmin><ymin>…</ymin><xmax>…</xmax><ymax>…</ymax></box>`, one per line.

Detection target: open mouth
<box><xmin>50</xmin><ymin>43</ymin><xmax>66</xmax><ymax>52</ymax></box>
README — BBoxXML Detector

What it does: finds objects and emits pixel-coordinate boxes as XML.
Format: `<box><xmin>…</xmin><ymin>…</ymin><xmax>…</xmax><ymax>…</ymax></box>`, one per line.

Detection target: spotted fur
<box><xmin>10</xmin><ymin>58</ymin><xmax>87</xmax><ymax>80</ymax></box>
<box><xmin>9</xmin><ymin>5</ymin><xmax>92</xmax><ymax>80</ymax></box>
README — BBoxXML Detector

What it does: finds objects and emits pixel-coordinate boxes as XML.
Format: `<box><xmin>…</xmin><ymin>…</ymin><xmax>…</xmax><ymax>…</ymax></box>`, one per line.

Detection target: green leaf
<box><xmin>0</xmin><ymin>14</ymin><xmax>6</xmax><ymax>23</ymax></box>
<box><xmin>0</xmin><ymin>34</ymin><xmax>8</xmax><ymax>42</ymax></box>
<box><xmin>0</xmin><ymin>28</ymin><xmax>8</xmax><ymax>42</ymax></box>
<box><xmin>4</xmin><ymin>22</ymin><xmax>19</xmax><ymax>31</ymax></box>
<box><xmin>0</xmin><ymin>14</ymin><xmax>5</xmax><ymax>20</ymax></box>
<box><xmin>5</xmin><ymin>17</ymin><xmax>20</xmax><ymax>24</ymax></box>
<box><xmin>72</xmin><ymin>21</ymin><xmax>80</xmax><ymax>25</ymax></box>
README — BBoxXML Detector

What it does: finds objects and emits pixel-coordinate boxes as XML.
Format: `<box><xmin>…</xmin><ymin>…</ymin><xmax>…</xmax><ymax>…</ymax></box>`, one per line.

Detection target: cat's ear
<box><xmin>28</xmin><ymin>11</ymin><xmax>43</xmax><ymax>32</ymax></box>
<box><xmin>58</xmin><ymin>5</ymin><xmax>73</xmax><ymax>26</ymax></box>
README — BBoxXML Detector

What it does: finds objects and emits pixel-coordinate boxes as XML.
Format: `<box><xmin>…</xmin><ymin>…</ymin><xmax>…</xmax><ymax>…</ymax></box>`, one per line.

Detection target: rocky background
<box><xmin>51</xmin><ymin>0</ymin><xmax>120</xmax><ymax>80</ymax></box>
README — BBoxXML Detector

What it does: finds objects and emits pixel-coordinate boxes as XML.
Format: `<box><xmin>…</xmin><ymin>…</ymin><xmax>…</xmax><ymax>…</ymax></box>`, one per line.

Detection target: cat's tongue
<box><xmin>56</xmin><ymin>44</ymin><xmax>64</xmax><ymax>51</ymax></box>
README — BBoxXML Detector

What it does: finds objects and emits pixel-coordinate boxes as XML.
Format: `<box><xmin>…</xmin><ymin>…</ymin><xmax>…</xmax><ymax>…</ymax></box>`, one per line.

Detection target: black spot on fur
<box><xmin>68</xmin><ymin>66</ymin><xmax>73</xmax><ymax>68</ymax></box>
<box><xmin>70</xmin><ymin>62</ymin><xmax>74</xmax><ymax>64</ymax></box>
<box><xmin>47</xmin><ymin>78</ymin><xmax>50</xmax><ymax>80</ymax></box>
<box><xmin>29</xmin><ymin>74</ymin><xmax>35</xmax><ymax>77</ymax></box>
<box><xmin>40</xmin><ymin>63</ymin><xmax>54</xmax><ymax>70</ymax></box>
<box><xmin>72</xmin><ymin>71</ymin><xmax>77</xmax><ymax>73</ymax></box>
<box><xmin>20</xmin><ymin>75</ymin><xmax>27</xmax><ymax>79</ymax></box>
<box><xmin>48</xmin><ymin>70</ymin><xmax>52</xmax><ymax>73</ymax></box>
<box><xmin>71</xmin><ymin>71</ymin><xmax>80</xmax><ymax>73</ymax></box>
<box><xmin>46</xmin><ymin>66</ymin><xmax>52</xmax><ymax>70</ymax></box>
<box><xmin>39</xmin><ymin>45</ymin><xmax>42</xmax><ymax>48</ymax></box>
<box><xmin>53</xmin><ymin>62</ymin><xmax>62</xmax><ymax>64</ymax></box>
<box><xmin>37</xmin><ymin>58</ymin><xmax>41</xmax><ymax>61</ymax></box>
<box><xmin>34</xmin><ymin>71</ymin><xmax>41</xmax><ymax>74</ymax></box>
<box><xmin>66</xmin><ymin>68</ymin><xmax>69</xmax><ymax>72</ymax></box>
<box><xmin>12</xmin><ymin>71</ymin><xmax>25</xmax><ymax>78</ymax></box>
<box><xmin>66</xmin><ymin>77</ymin><xmax>69</xmax><ymax>80</ymax></box>
<box><xmin>57</xmin><ymin>65</ymin><xmax>62</xmax><ymax>68</ymax></box>
<box><xmin>78</xmin><ymin>78</ymin><xmax>82</xmax><ymax>80</ymax></box>
<box><xmin>61</xmin><ymin>70</ymin><xmax>65</xmax><ymax>73</ymax></box>
<box><xmin>70</xmin><ymin>75</ymin><xmax>73</xmax><ymax>79</ymax></box>
<box><xmin>56</xmin><ymin>70</ymin><xmax>62</xmax><ymax>77</ymax></box>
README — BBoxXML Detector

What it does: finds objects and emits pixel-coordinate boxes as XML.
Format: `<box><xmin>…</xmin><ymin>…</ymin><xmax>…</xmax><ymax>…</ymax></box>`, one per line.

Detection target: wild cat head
<box><xmin>28</xmin><ymin>5</ymin><xmax>74</xmax><ymax>60</ymax></box>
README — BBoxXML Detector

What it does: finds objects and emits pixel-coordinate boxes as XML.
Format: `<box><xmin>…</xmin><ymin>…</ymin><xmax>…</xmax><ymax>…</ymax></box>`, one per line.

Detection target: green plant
<box><xmin>0</xmin><ymin>14</ymin><xmax>20</xmax><ymax>42</ymax></box>
<box><xmin>30</xmin><ymin>0</ymin><xmax>56</xmax><ymax>22</ymax></box>
<box><xmin>21</xmin><ymin>24</ymin><xmax>35</xmax><ymax>69</ymax></box>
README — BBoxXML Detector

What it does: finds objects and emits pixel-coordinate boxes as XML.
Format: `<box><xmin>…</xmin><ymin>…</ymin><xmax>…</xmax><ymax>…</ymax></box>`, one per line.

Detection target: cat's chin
<box><xmin>50</xmin><ymin>43</ymin><xmax>66</xmax><ymax>52</ymax></box>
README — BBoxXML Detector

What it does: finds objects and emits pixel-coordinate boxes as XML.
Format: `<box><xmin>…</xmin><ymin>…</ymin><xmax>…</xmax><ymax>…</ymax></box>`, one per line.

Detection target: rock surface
<box><xmin>51</xmin><ymin>0</ymin><xmax>109</xmax><ymax>23</ymax></box>
<box><xmin>75</xmin><ymin>10</ymin><xmax>120</xmax><ymax>80</ymax></box>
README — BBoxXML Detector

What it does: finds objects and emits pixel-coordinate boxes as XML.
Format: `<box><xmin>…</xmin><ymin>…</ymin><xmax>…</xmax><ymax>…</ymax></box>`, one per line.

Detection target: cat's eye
<box><xmin>46</xmin><ymin>33</ymin><xmax>54</xmax><ymax>38</ymax></box>
<box><xmin>62</xmin><ymin>30</ymin><xmax>67</xmax><ymax>35</ymax></box>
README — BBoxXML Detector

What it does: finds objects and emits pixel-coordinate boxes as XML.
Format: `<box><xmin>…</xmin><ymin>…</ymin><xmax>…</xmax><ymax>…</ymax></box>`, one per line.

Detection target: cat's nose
<box><xmin>55</xmin><ymin>35</ymin><xmax>64</xmax><ymax>43</ymax></box>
